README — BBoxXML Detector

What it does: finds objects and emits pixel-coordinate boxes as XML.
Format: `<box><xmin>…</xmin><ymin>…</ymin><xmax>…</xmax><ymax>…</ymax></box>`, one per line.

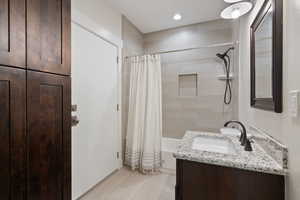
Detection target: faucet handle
<box><xmin>244</xmin><ymin>139</ymin><xmax>253</xmax><ymax>152</ymax></box>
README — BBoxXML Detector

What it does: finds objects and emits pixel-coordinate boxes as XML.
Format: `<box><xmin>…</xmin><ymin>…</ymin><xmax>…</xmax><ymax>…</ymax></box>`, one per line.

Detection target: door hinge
<box><xmin>117</xmin><ymin>152</ymin><xmax>120</xmax><ymax>159</ymax></box>
<box><xmin>117</xmin><ymin>56</ymin><xmax>119</xmax><ymax>64</ymax></box>
<box><xmin>117</xmin><ymin>104</ymin><xmax>120</xmax><ymax>111</ymax></box>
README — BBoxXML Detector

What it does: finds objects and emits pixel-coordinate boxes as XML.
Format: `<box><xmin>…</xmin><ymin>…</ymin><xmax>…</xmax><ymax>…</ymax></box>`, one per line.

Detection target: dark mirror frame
<box><xmin>250</xmin><ymin>0</ymin><xmax>283</xmax><ymax>113</ymax></box>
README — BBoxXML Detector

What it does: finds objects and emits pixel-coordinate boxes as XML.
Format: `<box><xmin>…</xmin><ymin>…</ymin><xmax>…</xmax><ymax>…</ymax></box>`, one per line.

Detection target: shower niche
<box><xmin>178</xmin><ymin>73</ymin><xmax>198</xmax><ymax>97</ymax></box>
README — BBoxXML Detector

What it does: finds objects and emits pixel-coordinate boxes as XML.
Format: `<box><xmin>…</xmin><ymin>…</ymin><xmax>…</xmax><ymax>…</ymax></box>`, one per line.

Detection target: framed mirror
<box><xmin>250</xmin><ymin>0</ymin><xmax>283</xmax><ymax>113</ymax></box>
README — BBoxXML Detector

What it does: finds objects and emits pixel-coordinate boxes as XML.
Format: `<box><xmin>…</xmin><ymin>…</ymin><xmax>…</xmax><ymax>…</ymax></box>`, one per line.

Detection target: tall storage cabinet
<box><xmin>0</xmin><ymin>0</ymin><xmax>26</xmax><ymax>68</ymax></box>
<box><xmin>27</xmin><ymin>0</ymin><xmax>71</xmax><ymax>75</ymax></box>
<box><xmin>27</xmin><ymin>71</ymin><xmax>71</xmax><ymax>200</ymax></box>
<box><xmin>0</xmin><ymin>0</ymin><xmax>71</xmax><ymax>199</ymax></box>
<box><xmin>0</xmin><ymin>67</ymin><xmax>26</xmax><ymax>199</ymax></box>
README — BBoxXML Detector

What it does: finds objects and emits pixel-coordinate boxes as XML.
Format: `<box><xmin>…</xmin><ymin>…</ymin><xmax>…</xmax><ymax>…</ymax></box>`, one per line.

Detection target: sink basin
<box><xmin>192</xmin><ymin>136</ymin><xmax>236</xmax><ymax>155</ymax></box>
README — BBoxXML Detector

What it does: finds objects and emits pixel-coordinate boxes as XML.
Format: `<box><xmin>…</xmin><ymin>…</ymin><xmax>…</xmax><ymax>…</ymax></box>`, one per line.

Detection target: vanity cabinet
<box><xmin>176</xmin><ymin>160</ymin><xmax>285</xmax><ymax>200</ymax></box>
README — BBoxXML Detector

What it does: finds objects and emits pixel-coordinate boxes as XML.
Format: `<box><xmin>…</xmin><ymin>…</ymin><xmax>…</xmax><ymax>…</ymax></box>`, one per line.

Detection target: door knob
<box><xmin>72</xmin><ymin>104</ymin><xmax>77</xmax><ymax>112</ymax></box>
<box><xmin>72</xmin><ymin>115</ymin><xmax>79</xmax><ymax>127</ymax></box>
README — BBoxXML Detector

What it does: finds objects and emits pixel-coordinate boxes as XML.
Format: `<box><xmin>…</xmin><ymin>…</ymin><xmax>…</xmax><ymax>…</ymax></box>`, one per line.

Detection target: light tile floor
<box><xmin>79</xmin><ymin>168</ymin><xmax>176</xmax><ymax>200</ymax></box>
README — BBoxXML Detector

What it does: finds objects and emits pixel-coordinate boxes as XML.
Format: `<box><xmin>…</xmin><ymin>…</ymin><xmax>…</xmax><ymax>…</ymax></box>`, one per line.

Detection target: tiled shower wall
<box><xmin>144</xmin><ymin>20</ymin><xmax>238</xmax><ymax>139</ymax></box>
<box><xmin>122</xmin><ymin>18</ymin><xmax>238</xmax><ymax>141</ymax></box>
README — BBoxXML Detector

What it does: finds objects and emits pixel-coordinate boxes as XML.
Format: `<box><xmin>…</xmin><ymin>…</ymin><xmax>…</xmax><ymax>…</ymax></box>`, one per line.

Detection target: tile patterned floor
<box><xmin>79</xmin><ymin>168</ymin><xmax>176</xmax><ymax>200</ymax></box>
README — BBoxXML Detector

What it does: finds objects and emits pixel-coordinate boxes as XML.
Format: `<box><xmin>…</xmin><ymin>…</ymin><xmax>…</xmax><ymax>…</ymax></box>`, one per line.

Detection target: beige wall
<box><xmin>144</xmin><ymin>20</ymin><xmax>238</xmax><ymax>138</ymax></box>
<box><xmin>121</xmin><ymin>16</ymin><xmax>144</xmax><ymax>154</ymax></box>
<box><xmin>72</xmin><ymin>0</ymin><xmax>122</xmax><ymax>41</ymax></box>
<box><xmin>238</xmin><ymin>0</ymin><xmax>300</xmax><ymax>199</ymax></box>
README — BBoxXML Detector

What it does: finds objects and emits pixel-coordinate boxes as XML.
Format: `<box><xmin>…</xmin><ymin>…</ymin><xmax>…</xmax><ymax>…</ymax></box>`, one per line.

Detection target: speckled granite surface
<box><xmin>173</xmin><ymin>131</ymin><xmax>287</xmax><ymax>176</ymax></box>
<box><xmin>248</xmin><ymin>126</ymin><xmax>288</xmax><ymax>169</ymax></box>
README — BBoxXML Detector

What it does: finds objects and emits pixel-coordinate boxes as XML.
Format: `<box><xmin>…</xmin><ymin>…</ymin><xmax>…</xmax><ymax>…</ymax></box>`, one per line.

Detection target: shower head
<box><xmin>216</xmin><ymin>47</ymin><xmax>235</xmax><ymax>60</ymax></box>
<box><xmin>216</xmin><ymin>53</ymin><xmax>225</xmax><ymax>59</ymax></box>
<box><xmin>217</xmin><ymin>47</ymin><xmax>235</xmax><ymax>105</ymax></box>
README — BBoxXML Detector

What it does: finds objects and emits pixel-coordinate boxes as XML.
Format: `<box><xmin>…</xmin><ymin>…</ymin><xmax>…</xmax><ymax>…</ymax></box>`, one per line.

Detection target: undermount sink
<box><xmin>192</xmin><ymin>136</ymin><xmax>237</xmax><ymax>155</ymax></box>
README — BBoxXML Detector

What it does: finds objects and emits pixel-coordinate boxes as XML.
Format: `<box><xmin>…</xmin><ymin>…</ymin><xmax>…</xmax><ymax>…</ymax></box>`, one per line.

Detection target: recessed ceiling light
<box><xmin>173</xmin><ymin>14</ymin><xmax>182</xmax><ymax>21</ymax></box>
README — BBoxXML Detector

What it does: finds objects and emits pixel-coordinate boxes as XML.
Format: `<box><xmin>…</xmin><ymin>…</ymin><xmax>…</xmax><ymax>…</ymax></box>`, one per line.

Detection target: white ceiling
<box><xmin>105</xmin><ymin>0</ymin><xmax>228</xmax><ymax>33</ymax></box>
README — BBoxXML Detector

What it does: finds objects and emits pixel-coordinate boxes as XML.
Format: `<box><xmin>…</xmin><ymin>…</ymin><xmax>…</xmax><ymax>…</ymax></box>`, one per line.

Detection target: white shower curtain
<box><xmin>125</xmin><ymin>55</ymin><xmax>162</xmax><ymax>174</ymax></box>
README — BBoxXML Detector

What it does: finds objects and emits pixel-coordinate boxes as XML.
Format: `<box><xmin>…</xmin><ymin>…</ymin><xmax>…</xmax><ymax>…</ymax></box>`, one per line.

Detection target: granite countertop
<box><xmin>173</xmin><ymin>131</ymin><xmax>287</xmax><ymax>176</ymax></box>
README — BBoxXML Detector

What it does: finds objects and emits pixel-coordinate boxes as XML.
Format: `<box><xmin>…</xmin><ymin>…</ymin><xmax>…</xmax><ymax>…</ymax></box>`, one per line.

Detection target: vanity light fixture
<box><xmin>221</xmin><ymin>1</ymin><xmax>253</xmax><ymax>19</ymax></box>
<box><xmin>173</xmin><ymin>13</ymin><xmax>182</xmax><ymax>21</ymax></box>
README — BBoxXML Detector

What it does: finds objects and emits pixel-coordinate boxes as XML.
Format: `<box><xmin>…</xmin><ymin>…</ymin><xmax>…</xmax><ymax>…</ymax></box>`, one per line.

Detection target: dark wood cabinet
<box><xmin>176</xmin><ymin>160</ymin><xmax>285</xmax><ymax>200</ymax></box>
<box><xmin>27</xmin><ymin>0</ymin><xmax>71</xmax><ymax>75</ymax></box>
<box><xmin>0</xmin><ymin>66</ymin><xmax>26</xmax><ymax>199</ymax></box>
<box><xmin>0</xmin><ymin>69</ymin><xmax>71</xmax><ymax>200</ymax></box>
<box><xmin>0</xmin><ymin>0</ymin><xmax>26</xmax><ymax>68</ymax></box>
<box><xmin>0</xmin><ymin>0</ymin><xmax>71</xmax><ymax>198</ymax></box>
<box><xmin>27</xmin><ymin>71</ymin><xmax>71</xmax><ymax>200</ymax></box>
<box><xmin>0</xmin><ymin>0</ymin><xmax>71</xmax><ymax>74</ymax></box>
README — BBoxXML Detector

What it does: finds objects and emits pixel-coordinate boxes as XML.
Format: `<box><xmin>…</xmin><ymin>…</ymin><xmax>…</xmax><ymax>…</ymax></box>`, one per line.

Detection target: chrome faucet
<box><xmin>224</xmin><ymin>120</ymin><xmax>252</xmax><ymax>151</ymax></box>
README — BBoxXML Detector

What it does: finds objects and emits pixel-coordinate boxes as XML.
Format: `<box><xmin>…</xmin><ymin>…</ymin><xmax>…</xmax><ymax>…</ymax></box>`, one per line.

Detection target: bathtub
<box><xmin>161</xmin><ymin>137</ymin><xmax>180</xmax><ymax>172</ymax></box>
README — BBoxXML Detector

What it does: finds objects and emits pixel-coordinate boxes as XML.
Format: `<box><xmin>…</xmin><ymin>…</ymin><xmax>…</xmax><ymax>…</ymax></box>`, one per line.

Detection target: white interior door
<box><xmin>71</xmin><ymin>23</ymin><xmax>119</xmax><ymax>199</ymax></box>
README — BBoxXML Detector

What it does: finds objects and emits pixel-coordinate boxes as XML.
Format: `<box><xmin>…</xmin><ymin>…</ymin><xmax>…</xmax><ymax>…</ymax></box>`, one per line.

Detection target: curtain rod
<box><xmin>124</xmin><ymin>42</ymin><xmax>237</xmax><ymax>59</ymax></box>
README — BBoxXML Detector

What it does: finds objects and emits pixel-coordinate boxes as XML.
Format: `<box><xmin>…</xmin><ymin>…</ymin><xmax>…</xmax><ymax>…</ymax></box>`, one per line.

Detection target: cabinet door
<box><xmin>27</xmin><ymin>0</ymin><xmax>71</xmax><ymax>75</ymax></box>
<box><xmin>27</xmin><ymin>71</ymin><xmax>71</xmax><ymax>200</ymax></box>
<box><xmin>0</xmin><ymin>0</ymin><xmax>26</xmax><ymax>68</ymax></box>
<box><xmin>181</xmin><ymin>161</ymin><xmax>219</xmax><ymax>200</ymax></box>
<box><xmin>0</xmin><ymin>66</ymin><xmax>26</xmax><ymax>199</ymax></box>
